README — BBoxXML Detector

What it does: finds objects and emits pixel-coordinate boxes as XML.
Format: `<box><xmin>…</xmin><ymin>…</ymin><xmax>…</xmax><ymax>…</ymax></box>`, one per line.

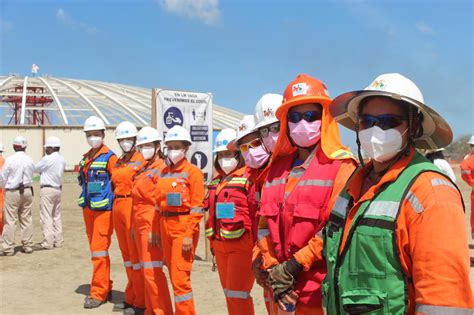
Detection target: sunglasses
<box><xmin>239</xmin><ymin>138</ymin><xmax>262</xmax><ymax>153</ymax></box>
<box><xmin>259</xmin><ymin>123</ymin><xmax>280</xmax><ymax>138</ymax></box>
<box><xmin>358</xmin><ymin>114</ymin><xmax>407</xmax><ymax>131</ymax></box>
<box><xmin>287</xmin><ymin>111</ymin><xmax>322</xmax><ymax>123</ymax></box>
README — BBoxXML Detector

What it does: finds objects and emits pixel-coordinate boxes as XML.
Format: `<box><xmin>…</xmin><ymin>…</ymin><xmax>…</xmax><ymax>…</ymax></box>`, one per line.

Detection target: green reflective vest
<box><xmin>322</xmin><ymin>152</ymin><xmax>458</xmax><ymax>314</ymax></box>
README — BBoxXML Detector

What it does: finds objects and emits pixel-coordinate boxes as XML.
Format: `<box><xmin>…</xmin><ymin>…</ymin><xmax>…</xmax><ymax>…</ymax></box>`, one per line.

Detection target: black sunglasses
<box><xmin>287</xmin><ymin>111</ymin><xmax>322</xmax><ymax>123</ymax></box>
<box><xmin>358</xmin><ymin>114</ymin><xmax>406</xmax><ymax>131</ymax></box>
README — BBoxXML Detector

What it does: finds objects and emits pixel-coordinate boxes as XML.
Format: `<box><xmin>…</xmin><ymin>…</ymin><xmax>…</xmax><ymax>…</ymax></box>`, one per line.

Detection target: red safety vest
<box><xmin>205</xmin><ymin>167</ymin><xmax>258</xmax><ymax>241</ymax></box>
<box><xmin>259</xmin><ymin>146</ymin><xmax>343</xmax><ymax>307</ymax></box>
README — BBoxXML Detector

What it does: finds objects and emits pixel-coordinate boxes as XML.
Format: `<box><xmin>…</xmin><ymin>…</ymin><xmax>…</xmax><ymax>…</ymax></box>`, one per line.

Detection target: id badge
<box><xmin>216</xmin><ymin>202</ymin><xmax>235</xmax><ymax>219</ymax></box>
<box><xmin>166</xmin><ymin>192</ymin><xmax>182</xmax><ymax>207</ymax></box>
<box><xmin>88</xmin><ymin>182</ymin><xmax>102</xmax><ymax>194</ymax></box>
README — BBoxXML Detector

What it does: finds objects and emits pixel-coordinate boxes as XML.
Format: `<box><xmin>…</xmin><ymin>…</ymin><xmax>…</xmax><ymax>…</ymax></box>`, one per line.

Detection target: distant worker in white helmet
<box><xmin>0</xmin><ymin>143</ymin><xmax>5</xmax><ymax>236</ymax></box>
<box><xmin>33</xmin><ymin>136</ymin><xmax>66</xmax><ymax>251</ymax></box>
<box><xmin>0</xmin><ymin>136</ymin><xmax>35</xmax><ymax>256</ymax></box>
<box><xmin>78</xmin><ymin>116</ymin><xmax>118</xmax><ymax>309</ymax></box>
<box><xmin>425</xmin><ymin>148</ymin><xmax>456</xmax><ymax>182</ymax></box>
<box><xmin>460</xmin><ymin>135</ymin><xmax>474</xmax><ymax>239</ymax></box>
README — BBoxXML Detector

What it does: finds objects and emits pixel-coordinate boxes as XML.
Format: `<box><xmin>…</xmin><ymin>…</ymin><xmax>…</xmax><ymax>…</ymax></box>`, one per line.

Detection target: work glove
<box><xmin>267</xmin><ymin>257</ymin><xmax>303</xmax><ymax>301</ymax></box>
<box><xmin>252</xmin><ymin>255</ymin><xmax>269</xmax><ymax>288</ymax></box>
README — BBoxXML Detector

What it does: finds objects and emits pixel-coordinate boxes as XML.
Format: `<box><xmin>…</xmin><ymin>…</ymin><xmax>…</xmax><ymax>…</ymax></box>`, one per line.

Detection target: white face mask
<box><xmin>119</xmin><ymin>139</ymin><xmax>134</xmax><ymax>153</ymax></box>
<box><xmin>167</xmin><ymin>149</ymin><xmax>185</xmax><ymax>165</ymax></box>
<box><xmin>359</xmin><ymin>126</ymin><xmax>407</xmax><ymax>163</ymax></box>
<box><xmin>262</xmin><ymin>131</ymin><xmax>279</xmax><ymax>153</ymax></box>
<box><xmin>140</xmin><ymin>146</ymin><xmax>156</xmax><ymax>160</ymax></box>
<box><xmin>218</xmin><ymin>157</ymin><xmax>239</xmax><ymax>174</ymax></box>
<box><xmin>87</xmin><ymin>136</ymin><xmax>103</xmax><ymax>149</ymax></box>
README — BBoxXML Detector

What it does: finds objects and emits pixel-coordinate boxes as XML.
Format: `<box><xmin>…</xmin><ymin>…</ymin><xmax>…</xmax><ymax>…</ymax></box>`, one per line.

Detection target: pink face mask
<box><xmin>242</xmin><ymin>145</ymin><xmax>270</xmax><ymax>169</ymax></box>
<box><xmin>288</xmin><ymin>120</ymin><xmax>322</xmax><ymax>148</ymax></box>
<box><xmin>262</xmin><ymin>131</ymin><xmax>279</xmax><ymax>153</ymax></box>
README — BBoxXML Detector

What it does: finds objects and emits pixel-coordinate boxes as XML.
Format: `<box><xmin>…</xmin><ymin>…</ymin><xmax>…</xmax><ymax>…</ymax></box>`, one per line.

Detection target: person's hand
<box><xmin>148</xmin><ymin>232</ymin><xmax>161</xmax><ymax>247</ymax></box>
<box><xmin>182</xmin><ymin>237</ymin><xmax>193</xmax><ymax>253</ymax></box>
<box><xmin>277</xmin><ymin>291</ymin><xmax>299</xmax><ymax>311</ymax></box>
<box><xmin>252</xmin><ymin>255</ymin><xmax>269</xmax><ymax>288</ymax></box>
<box><xmin>267</xmin><ymin>258</ymin><xmax>303</xmax><ymax>303</ymax></box>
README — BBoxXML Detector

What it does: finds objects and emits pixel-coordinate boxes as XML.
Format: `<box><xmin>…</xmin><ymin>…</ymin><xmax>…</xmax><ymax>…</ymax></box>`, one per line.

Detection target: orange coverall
<box><xmin>81</xmin><ymin>145</ymin><xmax>117</xmax><ymax>302</ymax></box>
<box><xmin>0</xmin><ymin>155</ymin><xmax>4</xmax><ymax>234</ymax></box>
<box><xmin>111</xmin><ymin>150</ymin><xmax>145</xmax><ymax>308</ymax></box>
<box><xmin>156</xmin><ymin>158</ymin><xmax>204</xmax><ymax>315</ymax></box>
<box><xmin>460</xmin><ymin>152</ymin><xmax>474</xmax><ymax>238</ymax></box>
<box><xmin>293</xmin><ymin>150</ymin><xmax>473</xmax><ymax>313</ymax></box>
<box><xmin>132</xmin><ymin>158</ymin><xmax>173</xmax><ymax>315</ymax></box>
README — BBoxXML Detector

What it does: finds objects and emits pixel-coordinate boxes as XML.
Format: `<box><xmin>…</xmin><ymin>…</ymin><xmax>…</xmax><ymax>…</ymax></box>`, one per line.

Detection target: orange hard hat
<box><xmin>272</xmin><ymin>74</ymin><xmax>354</xmax><ymax>161</ymax></box>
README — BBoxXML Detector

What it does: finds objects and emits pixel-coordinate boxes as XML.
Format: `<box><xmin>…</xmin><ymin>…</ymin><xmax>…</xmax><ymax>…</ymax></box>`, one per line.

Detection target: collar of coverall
<box><xmin>83</xmin><ymin>144</ymin><xmax>109</xmax><ymax>162</ymax></box>
<box><xmin>347</xmin><ymin>147</ymin><xmax>416</xmax><ymax>204</ymax></box>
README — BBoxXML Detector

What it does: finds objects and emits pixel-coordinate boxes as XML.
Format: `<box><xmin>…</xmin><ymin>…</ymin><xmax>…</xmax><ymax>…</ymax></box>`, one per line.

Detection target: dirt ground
<box><xmin>0</xmin><ymin>168</ymin><xmax>473</xmax><ymax>315</ymax></box>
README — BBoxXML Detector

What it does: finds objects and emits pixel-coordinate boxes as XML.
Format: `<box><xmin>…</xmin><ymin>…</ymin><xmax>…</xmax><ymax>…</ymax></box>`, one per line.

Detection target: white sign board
<box><xmin>155</xmin><ymin>89</ymin><xmax>213</xmax><ymax>182</ymax></box>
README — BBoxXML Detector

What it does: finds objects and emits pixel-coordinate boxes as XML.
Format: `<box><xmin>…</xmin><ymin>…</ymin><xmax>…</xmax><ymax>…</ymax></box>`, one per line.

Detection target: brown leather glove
<box><xmin>268</xmin><ymin>257</ymin><xmax>303</xmax><ymax>301</ymax></box>
<box><xmin>252</xmin><ymin>255</ymin><xmax>269</xmax><ymax>288</ymax></box>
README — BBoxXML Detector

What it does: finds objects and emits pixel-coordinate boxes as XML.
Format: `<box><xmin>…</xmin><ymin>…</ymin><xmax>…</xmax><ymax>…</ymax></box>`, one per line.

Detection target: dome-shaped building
<box><xmin>0</xmin><ymin>75</ymin><xmax>245</xmax><ymax>169</ymax></box>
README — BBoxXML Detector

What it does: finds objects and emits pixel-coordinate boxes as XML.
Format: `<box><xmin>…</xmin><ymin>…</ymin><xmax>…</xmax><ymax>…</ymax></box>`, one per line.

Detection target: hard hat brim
<box><xmin>254</xmin><ymin>117</ymin><xmax>279</xmax><ymax>130</ymax></box>
<box><xmin>330</xmin><ymin>90</ymin><xmax>453</xmax><ymax>150</ymax></box>
<box><xmin>115</xmin><ymin>134</ymin><xmax>138</xmax><ymax>140</ymax></box>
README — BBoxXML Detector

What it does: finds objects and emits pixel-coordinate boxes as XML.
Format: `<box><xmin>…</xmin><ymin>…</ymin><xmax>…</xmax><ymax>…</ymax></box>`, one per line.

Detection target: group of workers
<box><xmin>0</xmin><ymin>136</ymin><xmax>65</xmax><ymax>256</ymax></box>
<box><xmin>76</xmin><ymin>72</ymin><xmax>473</xmax><ymax>315</ymax></box>
<box><xmin>1</xmin><ymin>71</ymin><xmax>472</xmax><ymax>315</ymax></box>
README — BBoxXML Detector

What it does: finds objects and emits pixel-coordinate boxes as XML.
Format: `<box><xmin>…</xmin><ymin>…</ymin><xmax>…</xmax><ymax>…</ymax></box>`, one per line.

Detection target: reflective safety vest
<box><xmin>322</xmin><ymin>152</ymin><xmax>457</xmax><ymax>315</ymax></box>
<box><xmin>205</xmin><ymin>167</ymin><xmax>257</xmax><ymax>241</ymax></box>
<box><xmin>259</xmin><ymin>147</ymin><xmax>346</xmax><ymax>307</ymax></box>
<box><xmin>78</xmin><ymin>150</ymin><xmax>115</xmax><ymax>211</ymax></box>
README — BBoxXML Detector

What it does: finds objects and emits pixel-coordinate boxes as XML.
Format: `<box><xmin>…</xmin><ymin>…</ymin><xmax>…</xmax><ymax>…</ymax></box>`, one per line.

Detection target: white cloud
<box><xmin>159</xmin><ymin>0</ymin><xmax>220</xmax><ymax>25</ymax></box>
<box><xmin>416</xmin><ymin>21</ymin><xmax>433</xmax><ymax>34</ymax></box>
<box><xmin>55</xmin><ymin>8</ymin><xmax>99</xmax><ymax>35</ymax></box>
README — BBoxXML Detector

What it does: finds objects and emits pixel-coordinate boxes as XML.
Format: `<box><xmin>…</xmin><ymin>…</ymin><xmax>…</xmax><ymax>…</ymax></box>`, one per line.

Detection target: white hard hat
<box><xmin>214</xmin><ymin>128</ymin><xmax>237</xmax><ymax>153</ymax></box>
<box><xmin>164</xmin><ymin>126</ymin><xmax>192</xmax><ymax>145</ymax></box>
<box><xmin>115</xmin><ymin>121</ymin><xmax>138</xmax><ymax>140</ymax></box>
<box><xmin>0</xmin><ymin>142</ymin><xmax>4</xmax><ymax>152</ymax></box>
<box><xmin>83</xmin><ymin>116</ymin><xmax>106</xmax><ymax>132</ymax></box>
<box><xmin>468</xmin><ymin>135</ymin><xmax>474</xmax><ymax>145</ymax></box>
<box><xmin>44</xmin><ymin>136</ymin><xmax>61</xmax><ymax>148</ymax></box>
<box><xmin>13</xmin><ymin>135</ymin><xmax>27</xmax><ymax>148</ymax></box>
<box><xmin>330</xmin><ymin>73</ymin><xmax>452</xmax><ymax>150</ymax></box>
<box><xmin>136</xmin><ymin>126</ymin><xmax>162</xmax><ymax>146</ymax></box>
<box><xmin>254</xmin><ymin>93</ymin><xmax>283</xmax><ymax>129</ymax></box>
<box><xmin>235</xmin><ymin>115</ymin><xmax>257</xmax><ymax>145</ymax></box>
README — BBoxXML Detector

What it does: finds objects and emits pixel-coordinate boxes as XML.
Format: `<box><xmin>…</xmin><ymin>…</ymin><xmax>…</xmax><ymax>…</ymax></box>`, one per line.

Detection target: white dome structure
<box><xmin>0</xmin><ymin>75</ymin><xmax>244</xmax><ymax>129</ymax></box>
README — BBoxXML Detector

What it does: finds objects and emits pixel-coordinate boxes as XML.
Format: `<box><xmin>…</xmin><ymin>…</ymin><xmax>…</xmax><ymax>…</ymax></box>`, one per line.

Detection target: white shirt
<box><xmin>35</xmin><ymin>152</ymin><xmax>65</xmax><ymax>188</ymax></box>
<box><xmin>433</xmin><ymin>158</ymin><xmax>456</xmax><ymax>183</ymax></box>
<box><xmin>0</xmin><ymin>151</ymin><xmax>35</xmax><ymax>189</ymax></box>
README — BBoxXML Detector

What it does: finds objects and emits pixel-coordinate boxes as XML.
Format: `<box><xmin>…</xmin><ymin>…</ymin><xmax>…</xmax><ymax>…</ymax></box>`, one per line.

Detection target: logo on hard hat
<box><xmin>263</xmin><ymin>108</ymin><xmax>275</xmax><ymax>118</ymax></box>
<box><xmin>292</xmin><ymin>83</ymin><xmax>309</xmax><ymax>97</ymax></box>
<box><xmin>371</xmin><ymin>80</ymin><xmax>386</xmax><ymax>90</ymax></box>
<box><xmin>216</xmin><ymin>140</ymin><xmax>228</xmax><ymax>146</ymax></box>
<box><xmin>238</xmin><ymin>123</ymin><xmax>247</xmax><ymax>132</ymax></box>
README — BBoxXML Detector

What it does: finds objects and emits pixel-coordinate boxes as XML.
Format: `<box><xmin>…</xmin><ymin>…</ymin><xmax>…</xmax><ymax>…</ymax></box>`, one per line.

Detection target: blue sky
<box><xmin>0</xmin><ymin>0</ymin><xmax>472</xmax><ymax>148</ymax></box>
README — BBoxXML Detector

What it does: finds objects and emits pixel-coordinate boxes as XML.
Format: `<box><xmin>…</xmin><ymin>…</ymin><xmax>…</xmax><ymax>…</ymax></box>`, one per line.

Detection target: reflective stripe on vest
<box><xmin>223</xmin><ymin>289</ymin><xmax>251</xmax><ymax>299</ymax></box>
<box><xmin>132</xmin><ymin>263</ymin><xmax>141</xmax><ymax>270</ymax></box>
<box><xmin>332</xmin><ymin>196</ymin><xmax>350</xmax><ymax>218</ymax></box>
<box><xmin>415</xmin><ymin>304</ymin><xmax>473</xmax><ymax>315</ymax></box>
<box><xmin>77</xmin><ymin>197</ymin><xmax>85</xmax><ymax>206</ymax></box>
<box><xmin>431</xmin><ymin>178</ymin><xmax>457</xmax><ymax>190</ymax></box>
<box><xmin>258</xmin><ymin>228</ymin><xmax>270</xmax><ymax>240</ymax></box>
<box><xmin>124</xmin><ymin>261</ymin><xmax>133</xmax><ymax>268</ymax></box>
<box><xmin>209</xmin><ymin>179</ymin><xmax>220</xmax><ymax>186</ymax></box>
<box><xmin>91</xmin><ymin>251</ymin><xmax>108</xmax><ymax>258</ymax></box>
<box><xmin>405</xmin><ymin>191</ymin><xmax>424</xmax><ymax>213</ymax></box>
<box><xmin>220</xmin><ymin>228</ymin><xmax>245</xmax><ymax>239</ymax></box>
<box><xmin>90</xmin><ymin>161</ymin><xmax>107</xmax><ymax>169</ymax></box>
<box><xmin>228</xmin><ymin>177</ymin><xmax>248</xmax><ymax>185</ymax></box>
<box><xmin>160</xmin><ymin>172</ymin><xmax>189</xmax><ymax>179</ymax></box>
<box><xmin>461</xmin><ymin>169</ymin><xmax>471</xmax><ymax>175</ymax></box>
<box><xmin>297</xmin><ymin>179</ymin><xmax>334</xmax><ymax>188</ymax></box>
<box><xmin>175</xmin><ymin>292</ymin><xmax>193</xmax><ymax>303</ymax></box>
<box><xmin>264</xmin><ymin>178</ymin><xmax>286</xmax><ymax>188</ymax></box>
<box><xmin>190</xmin><ymin>207</ymin><xmax>204</xmax><ymax>214</ymax></box>
<box><xmin>364</xmin><ymin>201</ymin><xmax>400</xmax><ymax>219</ymax></box>
<box><xmin>205</xmin><ymin>227</ymin><xmax>214</xmax><ymax>237</ymax></box>
<box><xmin>90</xmin><ymin>199</ymin><xmax>110</xmax><ymax>209</ymax></box>
<box><xmin>141</xmin><ymin>261</ymin><xmax>164</xmax><ymax>269</ymax></box>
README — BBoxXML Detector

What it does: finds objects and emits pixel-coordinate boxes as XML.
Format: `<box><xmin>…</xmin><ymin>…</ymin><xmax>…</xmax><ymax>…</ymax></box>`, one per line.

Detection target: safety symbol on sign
<box><xmin>191</xmin><ymin>151</ymin><xmax>208</xmax><ymax>170</ymax></box>
<box><xmin>164</xmin><ymin>107</ymin><xmax>184</xmax><ymax>128</ymax></box>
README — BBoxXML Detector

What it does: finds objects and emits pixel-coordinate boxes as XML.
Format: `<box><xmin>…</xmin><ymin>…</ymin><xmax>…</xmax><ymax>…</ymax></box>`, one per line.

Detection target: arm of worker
<box><xmin>106</xmin><ymin>154</ymin><xmax>118</xmax><ymax>173</ymax></box>
<box><xmin>404</xmin><ymin>172</ymin><xmax>473</xmax><ymax>313</ymax></box>
<box><xmin>34</xmin><ymin>155</ymin><xmax>49</xmax><ymax>174</ymax></box>
<box><xmin>0</xmin><ymin>158</ymin><xmax>11</xmax><ymax>188</ymax></box>
<box><xmin>185</xmin><ymin>167</ymin><xmax>205</xmax><ymax>238</ymax></box>
<box><xmin>460</xmin><ymin>157</ymin><xmax>474</xmax><ymax>187</ymax></box>
<box><xmin>256</xmin><ymin>216</ymin><xmax>280</xmax><ymax>269</ymax></box>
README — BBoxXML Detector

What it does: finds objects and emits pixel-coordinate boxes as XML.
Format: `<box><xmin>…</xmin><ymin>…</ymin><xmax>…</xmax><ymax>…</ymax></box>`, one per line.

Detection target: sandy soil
<box><xmin>0</xmin><ymin>169</ymin><xmax>472</xmax><ymax>315</ymax></box>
